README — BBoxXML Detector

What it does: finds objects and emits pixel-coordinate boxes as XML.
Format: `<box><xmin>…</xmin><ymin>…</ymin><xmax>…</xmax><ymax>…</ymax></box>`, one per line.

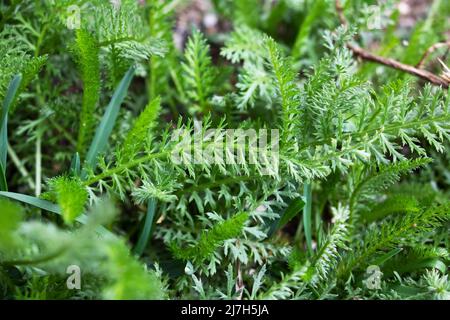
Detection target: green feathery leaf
<box><xmin>121</xmin><ymin>96</ymin><xmax>161</xmax><ymax>160</ymax></box>
<box><xmin>48</xmin><ymin>176</ymin><xmax>88</xmax><ymax>224</ymax></box>
<box><xmin>171</xmin><ymin>212</ymin><xmax>249</xmax><ymax>263</ymax></box>
<box><xmin>182</xmin><ymin>29</ymin><xmax>215</xmax><ymax>114</ymax></box>
<box><xmin>74</xmin><ymin>29</ymin><xmax>101</xmax><ymax>156</ymax></box>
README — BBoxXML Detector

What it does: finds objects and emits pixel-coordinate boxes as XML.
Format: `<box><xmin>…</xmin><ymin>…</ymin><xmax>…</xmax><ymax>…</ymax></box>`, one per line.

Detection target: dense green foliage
<box><xmin>0</xmin><ymin>0</ymin><xmax>449</xmax><ymax>300</ymax></box>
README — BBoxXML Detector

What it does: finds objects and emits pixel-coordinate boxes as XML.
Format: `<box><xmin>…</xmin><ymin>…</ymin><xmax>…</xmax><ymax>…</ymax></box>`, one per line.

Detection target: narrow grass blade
<box><xmin>391</xmin><ymin>258</ymin><xmax>447</xmax><ymax>275</ymax></box>
<box><xmin>0</xmin><ymin>191</ymin><xmax>61</xmax><ymax>213</ymax></box>
<box><xmin>0</xmin><ymin>74</ymin><xmax>22</xmax><ymax>181</ymax></box>
<box><xmin>292</xmin><ymin>0</ymin><xmax>326</xmax><ymax>60</ymax></box>
<box><xmin>372</xmin><ymin>248</ymin><xmax>403</xmax><ymax>266</ymax></box>
<box><xmin>133</xmin><ymin>198</ymin><xmax>157</xmax><ymax>257</ymax></box>
<box><xmin>0</xmin><ymin>191</ymin><xmax>113</xmax><ymax>238</ymax></box>
<box><xmin>70</xmin><ymin>152</ymin><xmax>81</xmax><ymax>177</ymax></box>
<box><xmin>85</xmin><ymin>66</ymin><xmax>135</xmax><ymax>171</ymax></box>
<box><xmin>303</xmin><ymin>182</ymin><xmax>313</xmax><ymax>255</ymax></box>
<box><xmin>0</xmin><ymin>162</ymin><xmax>7</xmax><ymax>191</ymax></box>
<box><xmin>268</xmin><ymin>197</ymin><xmax>304</xmax><ymax>237</ymax></box>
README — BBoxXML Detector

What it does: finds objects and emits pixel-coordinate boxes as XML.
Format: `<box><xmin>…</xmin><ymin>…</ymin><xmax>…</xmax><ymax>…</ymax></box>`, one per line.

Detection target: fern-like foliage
<box><xmin>47</xmin><ymin>176</ymin><xmax>88</xmax><ymax>224</ymax></box>
<box><xmin>2</xmin><ymin>0</ymin><xmax>450</xmax><ymax>301</ymax></box>
<box><xmin>381</xmin><ymin>244</ymin><xmax>448</xmax><ymax>277</ymax></box>
<box><xmin>0</xmin><ymin>28</ymin><xmax>46</xmax><ymax>109</ymax></box>
<box><xmin>68</xmin><ymin>0</ymin><xmax>167</xmax><ymax>156</ymax></box>
<box><xmin>148</xmin><ymin>0</ymin><xmax>177</xmax><ymax>100</ymax></box>
<box><xmin>305</xmin><ymin>204</ymin><xmax>350</xmax><ymax>286</ymax></box>
<box><xmin>349</xmin><ymin>158</ymin><xmax>432</xmax><ymax>220</ymax></box>
<box><xmin>120</xmin><ymin>96</ymin><xmax>161</xmax><ymax>161</ymax></box>
<box><xmin>171</xmin><ymin>212</ymin><xmax>249</xmax><ymax>263</ymax></box>
<box><xmin>262</xmin><ymin>204</ymin><xmax>349</xmax><ymax>299</ymax></box>
<box><xmin>103</xmin><ymin>241</ymin><xmax>165</xmax><ymax>300</ymax></box>
<box><xmin>182</xmin><ymin>29</ymin><xmax>216</xmax><ymax>114</ymax></box>
<box><xmin>74</xmin><ymin>29</ymin><xmax>101</xmax><ymax>155</ymax></box>
<box><xmin>0</xmin><ymin>198</ymin><xmax>164</xmax><ymax>300</ymax></box>
<box><xmin>338</xmin><ymin>202</ymin><xmax>450</xmax><ymax>281</ymax></box>
<box><xmin>82</xmin><ymin>0</ymin><xmax>166</xmax><ymax>73</ymax></box>
<box><xmin>265</xmin><ymin>37</ymin><xmax>300</xmax><ymax>140</ymax></box>
<box><xmin>221</xmin><ymin>25</ymin><xmax>266</xmax><ymax>65</ymax></box>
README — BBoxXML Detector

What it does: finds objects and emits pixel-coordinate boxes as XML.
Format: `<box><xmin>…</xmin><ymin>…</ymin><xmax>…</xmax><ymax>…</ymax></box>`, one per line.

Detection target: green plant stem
<box><xmin>300</xmin><ymin>115</ymin><xmax>450</xmax><ymax>152</ymax></box>
<box><xmin>7</xmin><ymin>143</ymin><xmax>35</xmax><ymax>190</ymax></box>
<box><xmin>303</xmin><ymin>182</ymin><xmax>313</xmax><ymax>255</ymax></box>
<box><xmin>48</xmin><ymin>117</ymin><xmax>76</xmax><ymax>146</ymax></box>
<box><xmin>175</xmin><ymin>175</ymin><xmax>257</xmax><ymax>196</ymax></box>
<box><xmin>35</xmin><ymin>131</ymin><xmax>42</xmax><ymax>197</ymax></box>
<box><xmin>84</xmin><ymin>150</ymin><xmax>170</xmax><ymax>186</ymax></box>
<box><xmin>98</xmin><ymin>36</ymin><xmax>146</xmax><ymax>48</ymax></box>
<box><xmin>1</xmin><ymin>247</ymin><xmax>67</xmax><ymax>267</ymax></box>
<box><xmin>83</xmin><ymin>140</ymin><xmax>256</xmax><ymax>186</ymax></box>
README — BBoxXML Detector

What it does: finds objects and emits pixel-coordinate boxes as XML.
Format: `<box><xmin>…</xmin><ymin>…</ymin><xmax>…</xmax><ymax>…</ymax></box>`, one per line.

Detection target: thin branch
<box><xmin>7</xmin><ymin>143</ymin><xmax>35</xmax><ymax>190</ymax></box>
<box><xmin>235</xmin><ymin>256</ymin><xmax>245</xmax><ymax>300</ymax></box>
<box><xmin>416</xmin><ymin>41</ymin><xmax>450</xmax><ymax>69</ymax></box>
<box><xmin>335</xmin><ymin>0</ymin><xmax>347</xmax><ymax>27</ymax></box>
<box><xmin>335</xmin><ymin>0</ymin><xmax>449</xmax><ymax>89</ymax></box>
<box><xmin>35</xmin><ymin>132</ymin><xmax>42</xmax><ymax>197</ymax></box>
<box><xmin>347</xmin><ymin>43</ymin><xmax>449</xmax><ymax>87</ymax></box>
<box><xmin>438</xmin><ymin>59</ymin><xmax>450</xmax><ymax>82</ymax></box>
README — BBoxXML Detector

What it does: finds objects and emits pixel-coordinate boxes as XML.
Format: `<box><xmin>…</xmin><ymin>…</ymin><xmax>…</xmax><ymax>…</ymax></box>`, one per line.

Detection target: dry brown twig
<box><xmin>235</xmin><ymin>259</ymin><xmax>245</xmax><ymax>300</ymax></box>
<box><xmin>439</xmin><ymin>58</ymin><xmax>450</xmax><ymax>82</ymax></box>
<box><xmin>417</xmin><ymin>41</ymin><xmax>450</xmax><ymax>69</ymax></box>
<box><xmin>335</xmin><ymin>0</ymin><xmax>449</xmax><ymax>89</ymax></box>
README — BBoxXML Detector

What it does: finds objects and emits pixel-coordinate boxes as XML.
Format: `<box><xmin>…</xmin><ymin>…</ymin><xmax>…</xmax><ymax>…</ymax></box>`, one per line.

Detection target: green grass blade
<box><xmin>84</xmin><ymin>66</ymin><xmax>135</xmax><ymax>171</ymax></box>
<box><xmin>393</xmin><ymin>258</ymin><xmax>447</xmax><ymax>275</ymax></box>
<box><xmin>268</xmin><ymin>197</ymin><xmax>304</xmax><ymax>237</ymax></box>
<box><xmin>0</xmin><ymin>191</ymin><xmax>61</xmax><ymax>213</ymax></box>
<box><xmin>70</xmin><ymin>152</ymin><xmax>81</xmax><ymax>177</ymax></box>
<box><xmin>1</xmin><ymin>74</ymin><xmax>22</xmax><ymax>170</ymax></box>
<box><xmin>372</xmin><ymin>248</ymin><xmax>403</xmax><ymax>266</ymax></box>
<box><xmin>0</xmin><ymin>191</ymin><xmax>113</xmax><ymax>238</ymax></box>
<box><xmin>133</xmin><ymin>198</ymin><xmax>157</xmax><ymax>257</ymax></box>
<box><xmin>303</xmin><ymin>182</ymin><xmax>313</xmax><ymax>255</ymax></box>
<box><xmin>0</xmin><ymin>162</ymin><xmax>7</xmax><ymax>191</ymax></box>
<box><xmin>292</xmin><ymin>0</ymin><xmax>326</xmax><ymax>60</ymax></box>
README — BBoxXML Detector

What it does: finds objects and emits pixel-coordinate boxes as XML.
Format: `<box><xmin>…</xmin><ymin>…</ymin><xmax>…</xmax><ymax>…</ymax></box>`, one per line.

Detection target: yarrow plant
<box><xmin>0</xmin><ymin>0</ymin><xmax>449</xmax><ymax>300</ymax></box>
